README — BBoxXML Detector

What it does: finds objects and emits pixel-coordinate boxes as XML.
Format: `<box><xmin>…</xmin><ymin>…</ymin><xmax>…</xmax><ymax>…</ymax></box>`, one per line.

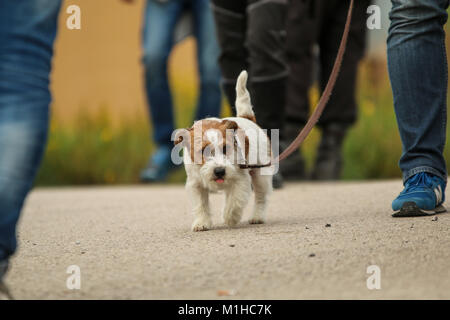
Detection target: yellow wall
<box><xmin>51</xmin><ymin>0</ymin><xmax>198</xmax><ymax>122</ymax></box>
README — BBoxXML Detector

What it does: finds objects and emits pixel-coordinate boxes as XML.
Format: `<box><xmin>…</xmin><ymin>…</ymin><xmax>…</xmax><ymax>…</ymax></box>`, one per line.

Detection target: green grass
<box><xmin>35</xmin><ymin>59</ymin><xmax>450</xmax><ymax>186</ymax></box>
<box><xmin>36</xmin><ymin>109</ymin><xmax>151</xmax><ymax>185</ymax></box>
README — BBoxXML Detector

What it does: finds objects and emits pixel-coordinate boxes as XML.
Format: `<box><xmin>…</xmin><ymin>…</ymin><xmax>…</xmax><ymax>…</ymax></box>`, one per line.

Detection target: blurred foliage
<box><xmin>36</xmin><ymin>109</ymin><xmax>150</xmax><ymax>185</ymax></box>
<box><xmin>35</xmin><ymin>57</ymin><xmax>450</xmax><ymax>186</ymax></box>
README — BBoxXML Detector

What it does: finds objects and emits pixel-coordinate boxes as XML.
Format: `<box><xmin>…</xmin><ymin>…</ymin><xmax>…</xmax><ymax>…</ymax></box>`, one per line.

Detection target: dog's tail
<box><xmin>235</xmin><ymin>70</ymin><xmax>256</xmax><ymax>122</ymax></box>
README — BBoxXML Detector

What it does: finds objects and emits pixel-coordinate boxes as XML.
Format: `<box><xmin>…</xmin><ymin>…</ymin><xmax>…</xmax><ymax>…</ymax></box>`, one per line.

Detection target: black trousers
<box><xmin>211</xmin><ymin>0</ymin><xmax>288</xmax><ymax>133</ymax></box>
<box><xmin>284</xmin><ymin>0</ymin><xmax>369</xmax><ymax>132</ymax></box>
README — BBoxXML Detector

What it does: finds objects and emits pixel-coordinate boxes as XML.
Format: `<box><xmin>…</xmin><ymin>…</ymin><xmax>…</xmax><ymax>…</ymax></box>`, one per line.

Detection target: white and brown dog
<box><xmin>174</xmin><ymin>71</ymin><xmax>273</xmax><ymax>231</ymax></box>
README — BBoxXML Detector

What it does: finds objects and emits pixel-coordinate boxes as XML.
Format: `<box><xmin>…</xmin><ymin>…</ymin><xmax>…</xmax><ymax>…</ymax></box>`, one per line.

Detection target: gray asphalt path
<box><xmin>6</xmin><ymin>180</ymin><xmax>450</xmax><ymax>299</ymax></box>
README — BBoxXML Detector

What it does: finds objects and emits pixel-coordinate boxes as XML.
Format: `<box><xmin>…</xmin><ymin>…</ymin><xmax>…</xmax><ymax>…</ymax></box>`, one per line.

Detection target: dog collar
<box><xmin>239</xmin><ymin>163</ymin><xmax>272</xmax><ymax>169</ymax></box>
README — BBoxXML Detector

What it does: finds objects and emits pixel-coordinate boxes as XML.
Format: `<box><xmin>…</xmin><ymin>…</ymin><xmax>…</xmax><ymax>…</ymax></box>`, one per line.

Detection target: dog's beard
<box><xmin>199</xmin><ymin>157</ymin><xmax>241</xmax><ymax>192</ymax></box>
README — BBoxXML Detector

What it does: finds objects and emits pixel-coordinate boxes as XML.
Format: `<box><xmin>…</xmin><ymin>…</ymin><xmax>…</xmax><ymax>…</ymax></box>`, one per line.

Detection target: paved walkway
<box><xmin>6</xmin><ymin>180</ymin><xmax>450</xmax><ymax>299</ymax></box>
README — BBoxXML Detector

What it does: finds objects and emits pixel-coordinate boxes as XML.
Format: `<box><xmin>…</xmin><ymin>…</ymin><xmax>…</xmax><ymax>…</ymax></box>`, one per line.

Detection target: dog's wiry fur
<box><xmin>177</xmin><ymin>71</ymin><xmax>273</xmax><ymax>231</ymax></box>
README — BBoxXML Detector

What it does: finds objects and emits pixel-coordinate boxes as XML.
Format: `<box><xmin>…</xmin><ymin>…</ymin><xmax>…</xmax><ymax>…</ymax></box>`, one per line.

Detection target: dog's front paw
<box><xmin>224</xmin><ymin>214</ymin><xmax>241</xmax><ymax>227</ymax></box>
<box><xmin>192</xmin><ymin>218</ymin><xmax>212</xmax><ymax>232</ymax></box>
<box><xmin>248</xmin><ymin>217</ymin><xmax>265</xmax><ymax>225</ymax></box>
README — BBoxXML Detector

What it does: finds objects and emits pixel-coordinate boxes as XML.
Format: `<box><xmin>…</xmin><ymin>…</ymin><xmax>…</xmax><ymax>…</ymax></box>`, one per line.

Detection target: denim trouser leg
<box><xmin>142</xmin><ymin>0</ymin><xmax>184</xmax><ymax>147</ymax></box>
<box><xmin>191</xmin><ymin>0</ymin><xmax>222</xmax><ymax>120</ymax></box>
<box><xmin>0</xmin><ymin>0</ymin><xmax>61</xmax><ymax>261</ymax></box>
<box><xmin>388</xmin><ymin>0</ymin><xmax>449</xmax><ymax>183</ymax></box>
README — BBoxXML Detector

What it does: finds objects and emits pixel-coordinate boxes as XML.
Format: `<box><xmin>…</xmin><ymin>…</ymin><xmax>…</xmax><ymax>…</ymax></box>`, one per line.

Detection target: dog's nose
<box><xmin>214</xmin><ymin>167</ymin><xmax>226</xmax><ymax>178</ymax></box>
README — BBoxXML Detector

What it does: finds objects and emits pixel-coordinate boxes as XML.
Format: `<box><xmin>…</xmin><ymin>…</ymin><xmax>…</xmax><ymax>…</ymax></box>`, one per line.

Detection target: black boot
<box><xmin>250</xmin><ymin>79</ymin><xmax>287</xmax><ymax>190</ymax></box>
<box><xmin>271</xmin><ymin>133</ymin><xmax>285</xmax><ymax>189</ymax></box>
<box><xmin>272</xmin><ymin>171</ymin><xmax>284</xmax><ymax>189</ymax></box>
<box><xmin>311</xmin><ymin>123</ymin><xmax>348</xmax><ymax>180</ymax></box>
<box><xmin>279</xmin><ymin>123</ymin><xmax>306</xmax><ymax>181</ymax></box>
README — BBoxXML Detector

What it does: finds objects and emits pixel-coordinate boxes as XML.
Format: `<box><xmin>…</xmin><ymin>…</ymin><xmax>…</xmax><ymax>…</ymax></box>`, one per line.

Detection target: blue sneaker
<box><xmin>140</xmin><ymin>146</ymin><xmax>178</xmax><ymax>183</ymax></box>
<box><xmin>392</xmin><ymin>172</ymin><xmax>447</xmax><ymax>217</ymax></box>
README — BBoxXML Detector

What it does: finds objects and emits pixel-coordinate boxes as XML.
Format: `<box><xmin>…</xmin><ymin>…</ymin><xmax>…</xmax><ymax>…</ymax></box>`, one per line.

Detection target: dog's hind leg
<box><xmin>223</xmin><ymin>179</ymin><xmax>251</xmax><ymax>227</ymax></box>
<box><xmin>249</xmin><ymin>170</ymin><xmax>272</xmax><ymax>224</ymax></box>
<box><xmin>187</xmin><ymin>180</ymin><xmax>212</xmax><ymax>232</ymax></box>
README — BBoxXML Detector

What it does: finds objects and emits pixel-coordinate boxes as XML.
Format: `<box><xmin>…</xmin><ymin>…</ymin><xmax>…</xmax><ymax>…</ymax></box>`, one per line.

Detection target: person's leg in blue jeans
<box><xmin>388</xmin><ymin>0</ymin><xmax>449</xmax><ymax>216</ymax></box>
<box><xmin>191</xmin><ymin>0</ymin><xmax>222</xmax><ymax>121</ymax></box>
<box><xmin>140</xmin><ymin>0</ymin><xmax>222</xmax><ymax>182</ymax></box>
<box><xmin>140</xmin><ymin>0</ymin><xmax>185</xmax><ymax>182</ymax></box>
<box><xmin>0</xmin><ymin>0</ymin><xmax>61</xmax><ymax>289</ymax></box>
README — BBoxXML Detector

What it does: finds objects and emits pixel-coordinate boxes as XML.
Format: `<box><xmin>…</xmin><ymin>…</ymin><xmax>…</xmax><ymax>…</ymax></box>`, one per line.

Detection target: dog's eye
<box><xmin>207</xmin><ymin>148</ymin><xmax>215</xmax><ymax>157</ymax></box>
<box><xmin>223</xmin><ymin>144</ymin><xmax>234</xmax><ymax>155</ymax></box>
<box><xmin>201</xmin><ymin>146</ymin><xmax>213</xmax><ymax>158</ymax></box>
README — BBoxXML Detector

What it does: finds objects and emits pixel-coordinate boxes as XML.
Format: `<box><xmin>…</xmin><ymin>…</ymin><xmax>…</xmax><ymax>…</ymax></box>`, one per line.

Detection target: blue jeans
<box><xmin>142</xmin><ymin>0</ymin><xmax>222</xmax><ymax>147</ymax></box>
<box><xmin>0</xmin><ymin>0</ymin><xmax>61</xmax><ymax>261</ymax></box>
<box><xmin>388</xmin><ymin>0</ymin><xmax>449</xmax><ymax>183</ymax></box>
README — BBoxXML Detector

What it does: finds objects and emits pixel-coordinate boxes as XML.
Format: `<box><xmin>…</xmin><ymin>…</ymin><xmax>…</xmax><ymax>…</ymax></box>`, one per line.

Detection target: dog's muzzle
<box><xmin>213</xmin><ymin>167</ymin><xmax>226</xmax><ymax>184</ymax></box>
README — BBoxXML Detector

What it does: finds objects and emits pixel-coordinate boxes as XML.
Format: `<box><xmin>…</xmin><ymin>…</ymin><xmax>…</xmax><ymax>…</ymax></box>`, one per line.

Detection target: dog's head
<box><xmin>174</xmin><ymin>119</ymin><xmax>250</xmax><ymax>190</ymax></box>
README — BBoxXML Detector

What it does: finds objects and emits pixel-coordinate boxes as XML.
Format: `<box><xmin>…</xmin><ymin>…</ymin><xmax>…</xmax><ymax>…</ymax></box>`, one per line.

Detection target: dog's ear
<box><xmin>220</xmin><ymin>119</ymin><xmax>238</xmax><ymax>131</ymax></box>
<box><xmin>174</xmin><ymin>127</ymin><xmax>193</xmax><ymax>145</ymax></box>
